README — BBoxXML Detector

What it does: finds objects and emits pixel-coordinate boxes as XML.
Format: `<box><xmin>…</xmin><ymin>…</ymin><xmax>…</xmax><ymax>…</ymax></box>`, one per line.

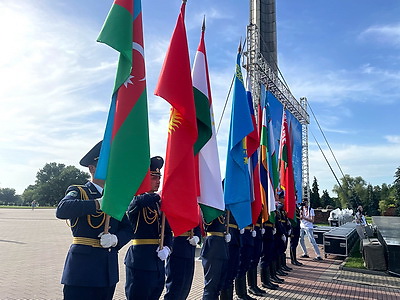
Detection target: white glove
<box><xmin>252</xmin><ymin>230</ymin><xmax>257</xmax><ymax>238</ymax></box>
<box><xmin>273</xmin><ymin>228</ymin><xmax>277</xmax><ymax>235</ymax></box>
<box><xmin>188</xmin><ymin>236</ymin><xmax>200</xmax><ymax>246</ymax></box>
<box><xmin>288</xmin><ymin>229</ymin><xmax>292</xmax><ymax>236</ymax></box>
<box><xmin>157</xmin><ymin>246</ymin><xmax>171</xmax><ymax>261</ymax></box>
<box><xmin>240</xmin><ymin>228</ymin><xmax>245</xmax><ymax>234</ymax></box>
<box><xmin>98</xmin><ymin>233</ymin><xmax>118</xmax><ymax>248</ymax></box>
<box><xmin>225</xmin><ymin>233</ymin><xmax>231</xmax><ymax>243</ymax></box>
<box><xmin>261</xmin><ymin>228</ymin><xmax>266</xmax><ymax>235</ymax></box>
<box><xmin>281</xmin><ymin>235</ymin><xmax>287</xmax><ymax>243</ymax></box>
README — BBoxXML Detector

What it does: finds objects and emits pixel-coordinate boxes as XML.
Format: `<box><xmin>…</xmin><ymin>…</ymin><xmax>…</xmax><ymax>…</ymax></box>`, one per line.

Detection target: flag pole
<box><xmin>104</xmin><ymin>215</ymin><xmax>111</xmax><ymax>234</ymax></box>
<box><xmin>225</xmin><ymin>210</ymin><xmax>231</xmax><ymax>234</ymax></box>
<box><xmin>159</xmin><ymin>213</ymin><xmax>166</xmax><ymax>250</ymax></box>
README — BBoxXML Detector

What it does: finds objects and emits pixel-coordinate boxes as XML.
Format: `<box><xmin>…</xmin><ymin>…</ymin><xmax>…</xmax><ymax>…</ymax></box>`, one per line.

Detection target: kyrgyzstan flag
<box><xmin>154</xmin><ymin>1</ymin><xmax>199</xmax><ymax>236</ymax></box>
<box><xmin>278</xmin><ymin>109</ymin><xmax>296</xmax><ymax>220</ymax></box>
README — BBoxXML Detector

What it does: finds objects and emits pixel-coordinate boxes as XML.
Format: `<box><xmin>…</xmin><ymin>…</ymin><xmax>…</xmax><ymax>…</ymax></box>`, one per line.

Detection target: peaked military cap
<box><xmin>79</xmin><ymin>141</ymin><xmax>102</xmax><ymax>167</ymax></box>
<box><xmin>150</xmin><ymin>156</ymin><xmax>164</xmax><ymax>177</ymax></box>
<box><xmin>278</xmin><ymin>190</ymin><xmax>285</xmax><ymax>199</ymax></box>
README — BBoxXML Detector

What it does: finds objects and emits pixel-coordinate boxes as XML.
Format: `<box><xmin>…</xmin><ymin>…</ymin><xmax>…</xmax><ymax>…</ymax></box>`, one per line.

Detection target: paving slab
<box><xmin>0</xmin><ymin>208</ymin><xmax>399</xmax><ymax>299</ymax></box>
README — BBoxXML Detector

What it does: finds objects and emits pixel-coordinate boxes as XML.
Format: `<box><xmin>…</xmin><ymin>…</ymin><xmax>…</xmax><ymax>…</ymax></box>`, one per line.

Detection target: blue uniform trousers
<box><xmin>63</xmin><ymin>285</ymin><xmax>116</xmax><ymax>300</ymax></box>
<box><xmin>164</xmin><ymin>255</ymin><xmax>195</xmax><ymax>300</ymax></box>
<box><xmin>125</xmin><ymin>266</ymin><xmax>165</xmax><ymax>300</ymax></box>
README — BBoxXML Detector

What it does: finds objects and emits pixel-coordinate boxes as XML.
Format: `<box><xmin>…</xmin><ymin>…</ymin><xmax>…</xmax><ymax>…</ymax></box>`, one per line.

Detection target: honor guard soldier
<box><xmin>200</xmin><ymin>213</ymin><xmax>229</xmax><ymax>300</ymax></box>
<box><xmin>275</xmin><ymin>192</ymin><xmax>289</xmax><ymax>277</ymax></box>
<box><xmin>124</xmin><ymin>156</ymin><xmax>173</xmax><ymax>300</ymax></box>
<box><xmin>164</xmin><ymin>224</ymin><xmax>201</xmax><ymax>300</ymax></box>
<box><xmin>279</xmin><ymin>200</ymin><xmax>293</xmax><ymax>273</ymax></box>
<box><xmin>260</xmin><ymin>214</ymin><xmax>280</xmax><ymax>290</ymax></box>
<box><xmin>56</xmin><ymin>141</ymin><xmax>133</xmax><ymax>300</ymax></box>
<box><xmin>290</xmin><ymin>204</ymin><xmax>303</xmax><ymax>266</ymax></box>
<box><xmin>235</xmin><ymin>222</ymin><xmax>256</xmax><ymax>300</ymax></box>
<box><xmin>247</xmin><ymin>213</ymin><xmax>268</xmax><ymax>297</ymax></box>
<box><xmin>220</xmin><ymin>211</ymin><xmax>241</xmax><ymax>300</ymax></box>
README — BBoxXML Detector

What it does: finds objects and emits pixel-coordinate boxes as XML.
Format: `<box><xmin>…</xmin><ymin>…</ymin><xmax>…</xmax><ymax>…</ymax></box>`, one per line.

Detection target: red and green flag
<box><xmin>193</xmin><ymin>19</ymin><xmax>224</xmax><ymax>223</ymax></box>
<box><xmin>154</xmin><ymin>1</ymin><xmax>199</xmax><ymax>236</ymax></box>
<box><xmin>278</xmin><ymin>109</ymin><xmax>296</xmax><ymax>220</ymax></box>
<box><xmin>95</xmin><ymin>0</ymin><xmax>150</xmax><ymax>221</ymax></box>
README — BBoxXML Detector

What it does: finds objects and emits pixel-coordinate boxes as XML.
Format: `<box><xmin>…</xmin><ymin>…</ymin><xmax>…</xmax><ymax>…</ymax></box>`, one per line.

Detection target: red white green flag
<box><xmin>154</xmin><ymin>2</ymin><xmax>199</xmax><ymax>236</ymax></box>
<box><xmin>95</xmin><ymin>0</ymin><xmax>150</xmax><ymax>221</ymax></box>
<box><xmin>192</xmin><ymin>19</ymin><xmax>224</xmax><ymax>223</ymax></box>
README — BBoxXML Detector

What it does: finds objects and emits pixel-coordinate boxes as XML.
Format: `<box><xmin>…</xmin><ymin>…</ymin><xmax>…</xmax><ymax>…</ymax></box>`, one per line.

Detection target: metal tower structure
<box><xmin>247</xmin><ymin>0</ymin><xmax>310</xmax><ymax>200</ymax></box>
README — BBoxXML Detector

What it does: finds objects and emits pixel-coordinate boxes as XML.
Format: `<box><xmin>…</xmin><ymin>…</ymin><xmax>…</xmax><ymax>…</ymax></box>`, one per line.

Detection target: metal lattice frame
<box><xmin>245</xmin><ymin>23</ymin><xmax>310</xmax><ymax>199</ymax></box>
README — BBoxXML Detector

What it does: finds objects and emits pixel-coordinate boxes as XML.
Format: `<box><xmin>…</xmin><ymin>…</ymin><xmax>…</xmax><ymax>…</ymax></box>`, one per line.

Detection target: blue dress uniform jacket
<box><xmin>56</xmin><ymin>182</ymin><xmax>133</xmax><ymax>288</ymax></box>
<box><xmin>164</xmin><ymin>226</ymin><xmax>201</xmax><ymax>300</ymax></box>
<box><xmin>124</xmin><ymin>192</ymin><xmax>172</xmax><ymax>300</ymax></box>
<box><xmin>237</xmin><ymin>224</ymin><xmax>255</xmax><ymax>277</ymax></box>
<box><xmin>201</xmin><ymin>216</ymin><xmax>229</xmax><ymax>300</ymax></box>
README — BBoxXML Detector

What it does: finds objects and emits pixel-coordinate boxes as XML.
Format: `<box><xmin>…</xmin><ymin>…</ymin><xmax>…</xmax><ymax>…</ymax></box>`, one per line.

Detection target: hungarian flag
<box><xmin>245</xmin><ymin>77</ymin><xmax>262</xmax><ymax>224</ymax></box>
<box><xmin>154</xmin><ymin>2</ymin><xmax>199</xmax><ymax>236</ymax></box>
<box><xmin>193</xmin><ymin>19</ymin><xmax>224</xmax><ymax>222</ymax></box>
<box><xmin>278</xmin><ymin>109</ymin><xmax>296</xmax><ymax>220</ymax></box>
<box><xmin>224</xmin><ymin>48</ymin><xmax>254</xmax><ymax>229</ymax></box>
<box><xmin>95</xmin><ymin>0</ymin><xmax>150</xmax><ymax>221</ymax></box>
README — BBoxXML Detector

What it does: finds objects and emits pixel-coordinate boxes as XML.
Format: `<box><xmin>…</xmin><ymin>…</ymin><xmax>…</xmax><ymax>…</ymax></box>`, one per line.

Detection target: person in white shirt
<box><xmin>355</xmin><ymin>205</ymin><xmax>367</xmax><ymax>252</ymax></box>
<box><xmin>299</xmin><ymin>199</ymin><xmax>323</xmax><ymax>261</ymax></box>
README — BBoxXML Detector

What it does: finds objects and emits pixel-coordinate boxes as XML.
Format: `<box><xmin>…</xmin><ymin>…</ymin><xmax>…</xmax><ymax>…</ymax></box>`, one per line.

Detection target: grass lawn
<box><xmin>343</xmin><ymin>239</ymin><xmax>366</xmax><ymax>269</ymax></box>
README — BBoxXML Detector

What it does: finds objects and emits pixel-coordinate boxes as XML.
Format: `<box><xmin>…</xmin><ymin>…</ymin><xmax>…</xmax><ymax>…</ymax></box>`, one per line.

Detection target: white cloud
<box><xmin>309</xmin><ymin>142</ymin><xmax>400</xmax><ymax>194</ymax></box>
<box><xmin>385</xmin><ymin>135</ymin><xmax>400</xmax><ymax>144</ymax></box>
<box><xmin>359</xmin><ymin>23</ymin><xmax>400</xmax><ymax>48</ymax></box>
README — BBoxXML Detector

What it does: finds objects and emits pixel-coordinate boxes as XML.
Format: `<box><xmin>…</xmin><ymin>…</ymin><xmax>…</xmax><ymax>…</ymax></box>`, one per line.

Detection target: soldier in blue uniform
<box><xmin>164</xmin><ymin>224</ymin><xmax>201</xmax><ymax>300</ymax></box>
<box><xmin>220</xmin><ymin>211</ymin><xmax>240</xmax><ymax>300</ymax></box>
<box><xmin>235</xmin><ymin>223</ymin><xmax>257</xmax><ymax>300</ymax></box>
<box><xmin>56</xmin><ymin>141</ymin><xmax>133</xmax><ymax>300</ymax></box>
<box><xmin>200</xmin><ymin>214</ymin><xmax>229</xmax><ymax>300</ymax></box>
<box><xmin>124</xmin><ymin>156</ymin><xmax>173</xmax><ymax>300</ymax></box>
<box><xmin>260</xmin><ymin>217</ymin><xmax>280</xmax><ymax>289</ymax></box>
<box><xmin>290</xmin><ymin>205</ymin><xmax>303</xmax><ymax>266</ymax></box>
<box><xmin>247</xmin><ymin>213</ymin><xmax>268</xmax><ymax>297</ymax></box>
<box><xmin>274</xmin><ymin>195</ymin><xmax>289</xmax><ymax>278</ymax></box>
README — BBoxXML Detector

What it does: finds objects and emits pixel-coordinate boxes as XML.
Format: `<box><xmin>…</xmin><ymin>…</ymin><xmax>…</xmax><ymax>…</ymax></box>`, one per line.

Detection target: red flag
<box><xmin>154</xmin><ymin>2</ymin><xmax>199</xmax><ymax>236</ymax></box>
<box><xmin>279</xmin><ymin>110</ymin><xmax>296</xmax><ymax>219</ymax></box>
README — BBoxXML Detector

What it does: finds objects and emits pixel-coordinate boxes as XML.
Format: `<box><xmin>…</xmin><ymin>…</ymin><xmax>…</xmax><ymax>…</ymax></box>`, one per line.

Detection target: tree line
<box><xmin>1</xmin><ymin>163</ymin><xmax>400</xmax><ymax>217</ymax></box>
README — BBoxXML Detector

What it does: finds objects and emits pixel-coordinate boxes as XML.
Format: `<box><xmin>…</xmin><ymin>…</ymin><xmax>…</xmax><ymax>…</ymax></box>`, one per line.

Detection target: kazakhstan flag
<box><xmin>224</xmin><ymin>51</ymin><xmax>254</xmax><ymax>229</ymax></box>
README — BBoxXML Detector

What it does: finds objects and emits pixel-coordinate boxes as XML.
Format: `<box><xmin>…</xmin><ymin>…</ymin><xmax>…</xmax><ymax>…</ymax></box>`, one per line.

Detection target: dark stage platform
<box><xmin>373</xmin><ymin>216</ymin><xmax>400</xmax><ymax>276</ymax></box>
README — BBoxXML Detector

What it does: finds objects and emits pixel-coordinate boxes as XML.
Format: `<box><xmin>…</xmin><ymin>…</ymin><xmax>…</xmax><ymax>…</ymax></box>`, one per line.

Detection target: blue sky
<box><xmin>1</xmin><ymin>0</ymin><xmax>399</xmax><ymax>197</ymax></box>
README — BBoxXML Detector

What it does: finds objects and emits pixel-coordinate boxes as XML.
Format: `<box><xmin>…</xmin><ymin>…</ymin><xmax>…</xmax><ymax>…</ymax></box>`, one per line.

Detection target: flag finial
<box><xmin>238</xmin><ymin>38</ymin><xmax>242</xmax><ymax>53</ymax></box>
<box><xmin>202</xmin><ymin>15</ymin><xmax>206</xmax><ymax>32</ymax></box>
<box><xmin>182</xmin><ymin>0</ymin><xmax>187</xmax><ymax>3</ymax></box>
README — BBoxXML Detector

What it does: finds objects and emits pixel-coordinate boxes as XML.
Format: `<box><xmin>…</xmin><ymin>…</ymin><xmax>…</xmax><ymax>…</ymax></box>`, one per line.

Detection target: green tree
<box><xmin>21</xmin><ymin>163</ymin><xmax>89</xmax><ymax>207</ymax></box>
<box><xmin>321</xmin><ymin>189</ymin><xmax>335</xmax><ymax>208</ymax></box>
<box><xmin>310</xmin><ymin>177</ymin><xmax>321</xmax><ymax>208</ymax></box>
<box><xmin>332</xmin><ymin>174</ymin><xmax>367</xmax><ymax>209</ymax></box>
<box><xmin>393</xmin><ymin>166</ymin><xmax>400</xmax><ymax>216</ymax></box>
<box><xmin>0</xmin><ymin>188</ymin><xmax>21</xmax><ymax>205</ymax></box>
<box><xmin>365</xmin><ymin>184</ymin><xmax>380</xmax><ymax>216</ymax></box>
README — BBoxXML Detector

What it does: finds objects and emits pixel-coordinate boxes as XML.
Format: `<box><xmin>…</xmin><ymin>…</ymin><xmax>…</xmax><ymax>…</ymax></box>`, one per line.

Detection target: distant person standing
<box><xmin>299</xmin><ymin>198</ymin><xmax>323</xmax><ymax>261</ymax></box>
<box><xmin>31</xmin><ymin>200</ymin><xmax>37</xmax><ymax>210</ymax></box>
<box><xmin>355</xmin><ymin>205</ymin><xmax>367</xmax><ymax>251</ymax></box>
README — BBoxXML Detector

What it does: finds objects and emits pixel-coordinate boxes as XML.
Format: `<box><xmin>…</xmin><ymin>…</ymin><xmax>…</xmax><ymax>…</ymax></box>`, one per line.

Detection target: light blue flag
<box><xmin>224</xmin><ymin>52</ymin><xmax>254</xmax><ymax>229</ymax></box>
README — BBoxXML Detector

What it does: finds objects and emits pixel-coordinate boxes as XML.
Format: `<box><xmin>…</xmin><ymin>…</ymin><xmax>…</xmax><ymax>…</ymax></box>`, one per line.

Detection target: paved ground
<box><xmin>0</xmin><ymin>208</ymin><xmax>399</xmax><ymax>299</ymax></box>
